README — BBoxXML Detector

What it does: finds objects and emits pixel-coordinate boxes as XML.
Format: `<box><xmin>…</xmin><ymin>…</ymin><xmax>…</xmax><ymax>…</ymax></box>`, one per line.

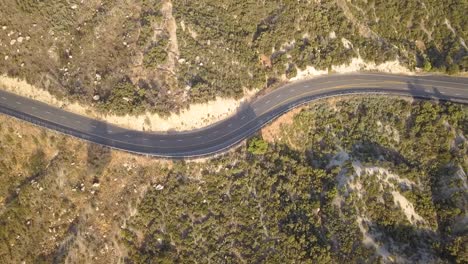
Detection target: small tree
<box><xmin>423</xmin><ymin>60</ymin><xmax>432</xmax><ymax>72</ymax></box>
<box><xmin>248</xmin><ymin>137</ymin><xmax>268</xmax><ymax>155</ymax></box>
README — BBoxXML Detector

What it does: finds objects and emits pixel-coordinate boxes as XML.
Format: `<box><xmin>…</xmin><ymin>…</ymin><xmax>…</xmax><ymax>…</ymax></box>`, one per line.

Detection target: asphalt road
<box><xmin>0</xmin><ymin>73</ymin><xmax>467</xmax><ymax>158</ymax></box>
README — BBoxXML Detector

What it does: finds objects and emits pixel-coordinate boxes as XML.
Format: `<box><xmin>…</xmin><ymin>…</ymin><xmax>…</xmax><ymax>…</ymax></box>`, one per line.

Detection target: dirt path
<box><xmin>161</xmin><ymin>0</ymin><xmax>179</xmax><ymax>73</ymax></box>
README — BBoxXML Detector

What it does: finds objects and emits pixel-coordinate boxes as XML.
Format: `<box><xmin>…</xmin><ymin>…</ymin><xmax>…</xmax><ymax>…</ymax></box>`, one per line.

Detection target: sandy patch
<box><xmin>291</xmin><ymin>57</ymin><xmax>412</xmax><ymax>82</ymax></box>
<box><xmin>391</xmin><ymin>191</ymin><xmax>425</xmax><ymax>224</ymax></box>
<box><xmin>261</xmin><ymin>107</ymin><xmax>304</xmax><ymax>142</ymax></box>
<box><xmin>352</xmin><ymin>162</ymin><xmax>426</xmax><ymax>225</ymax></box>
<box><xmin>0</xmin><ymin>74</ymin><xmax>257</xmax><ymax>132</ymax></box>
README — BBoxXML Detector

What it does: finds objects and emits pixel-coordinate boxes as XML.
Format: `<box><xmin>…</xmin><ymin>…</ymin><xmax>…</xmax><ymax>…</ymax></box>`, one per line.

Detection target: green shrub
<box><xmin>247</xmin><ymin>137</ymin><xmax>268</xmax><ymax>155</ymax></box>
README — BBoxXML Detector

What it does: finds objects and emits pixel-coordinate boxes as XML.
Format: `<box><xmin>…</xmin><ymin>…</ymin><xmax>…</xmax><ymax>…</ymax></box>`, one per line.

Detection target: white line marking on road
<box><xmin>265</xmin><ymin>100</ymin><xmax>270</xmax><ymax>104</ymax></box>
<box><xmin>31</xmin><ymin>106</ymin><xmax>37</xmax><ymax>110</ymax></box>
<box><xmin>159</xmin><ymin>139</ymin><xmax>166</xmax><ymax>142</ymax></box>
<box><xmin>60</xmin><ymin>116</ymin><xmax>66</xmax><ymax>119</ymax></box>
<box><xmin>142</xmin><ymin>138</ymin><xmax>149</xmax><ymax>141</ymax></box>
<box><xmin>213</xmin><ymin>130</ymin><xmax>219</xmax><ymax>134</ymax></box>
<box><xmin>195</xmin><ymin>136</ymin><xmax>202</xmax><ymax>139</ymax></box>
<box><xmin>1</xmin><ymin>97</ymin><xmax>6</xmax><ymax>100</ymax></box>
<box><xmin>91</xmin><ymin>125</ymin><xmax>97</xmax><ymax>128</ymax></box>
<box><xmin>455</xmin><ymin>93</ymin><xmax>461</xmax><ymax>96</ymax></box>
<box><xmin>440</xmin><ymin>91</ymin><xmax>445</xmax><ymax>94</ymax></box>
<box><xmin>15</xmin><ymin>101</ymin><xmax>21</xmax><ymax>105</ymax></box>
<box><xmin>241</xmin><ymin>115</ymin><xmax>246</xmax><ymax>120</ymax></box>
<box><xmin>228</xmin><ymin>124</ymin><xmax>233</xmax><ymax>128</ymax></box>
<box><xmin>108</xmin><ymin>130</ymin><xmax>113</xmax><ymax>133</ymax></box>
<box><xmin>289</xmin><ymin>89</ymin><xmax>295</xmax><ymax>93</ymax></box>
<box><xmin>125</xmin><ymin>135</ymin><xmax>131</xmax><ymax>138</ymax></box>
<box><xmin>276</xmin><ymin>94</ymin><xmax>281</xmax><ymax>98</ymax></box>
<box><xmin>177</xmin><ymin>139</ymin><xmax>183</xmax><ymax>142</ymax></box>
<box><xmin>45</xmin><ymin>111</ymin><xmax>51</xmax><ymax>114</ymax></box>
<box><xmin>304</xmin><ymin>85</ymin><xmax>309</xmax><ymax>88</ymax></box>
<box><xmin>75</xmin><ymin>121</ymin><xmax>81</xmax><ymax>124</ymax></box>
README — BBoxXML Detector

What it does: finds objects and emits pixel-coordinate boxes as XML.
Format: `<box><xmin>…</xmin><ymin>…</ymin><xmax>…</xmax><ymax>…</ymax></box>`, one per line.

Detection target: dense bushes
<box><xmin>122</xmin><ymin>98</ymin><xmax>467</xmax><ymax>263</ymax></box>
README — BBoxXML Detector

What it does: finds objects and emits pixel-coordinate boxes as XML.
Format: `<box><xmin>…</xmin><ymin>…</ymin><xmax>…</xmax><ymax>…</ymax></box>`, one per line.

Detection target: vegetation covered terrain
<box><xmin>0</xmin><ymin>96</ymin><xmax>466</xmax><ymax>263</ymax></box>
<box><xmin>0</xmin><ymin>0</ymin><xmax>466</xmax><ymax>115</ymax></box>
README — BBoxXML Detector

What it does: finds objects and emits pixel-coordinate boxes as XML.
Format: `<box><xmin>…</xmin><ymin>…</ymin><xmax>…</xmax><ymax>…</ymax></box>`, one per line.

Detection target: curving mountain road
<box><xmin>0</xmin><ymin>73</ymin><xmax>467</xmax><ymax>158</ymax></box>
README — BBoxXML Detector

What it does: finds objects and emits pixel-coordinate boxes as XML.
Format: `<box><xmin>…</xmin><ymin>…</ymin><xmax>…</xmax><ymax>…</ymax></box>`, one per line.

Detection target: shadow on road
<box><xmin>405</xmin><ymin>78</ymin><xmax>462</xmax><ymax>103</ymax></box>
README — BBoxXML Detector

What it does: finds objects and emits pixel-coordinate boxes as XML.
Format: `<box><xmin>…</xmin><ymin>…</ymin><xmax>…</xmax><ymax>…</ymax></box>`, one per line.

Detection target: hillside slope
<box><xmin>0</xmin><ymin>0</ymin><xmax>466</xmax><ymax>116</ymax></box>
<box><xmin>0</xmin><ymin>97</ymin><xmax>466</xmax><ymax>263</ymax></box>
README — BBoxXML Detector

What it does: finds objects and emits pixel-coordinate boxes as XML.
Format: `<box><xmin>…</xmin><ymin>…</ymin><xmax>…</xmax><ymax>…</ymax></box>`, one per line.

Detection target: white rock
<box><xmin>341</xmin><ymin>38</ymin><xmax>353</xmax><ymax>49</ymax></box>
<box><xmin>10</xmin><ymin>39</ymin><xmax>16</xmax><ymax>45</ymax></box>
<box><xmin>154</xmin><ymin>184</ymin><xmax>164</xmax><ymax>190</ymax></box>
<box><xmin>1</xmin><ymin>26</ymin><xmax>6</xmax><ymax>30</ymax></box>
<box><xmin>93</xmin><ymin>95</ymin><xmax>100</xmax><ymax>101</ymax></box>
<box><xmin>4</xmin><ymin>56</ymin><xmax>8</xmax><ymax>60</ymax></box>
<box><xmin>17</xmin><ymin>37</ymin><xmax>23</xmax><ymax>43</ymax></box>
<box><xmin>71</xmin><ymin>4</ymin><xmax>78</xmax><ymax>9</ymax></box>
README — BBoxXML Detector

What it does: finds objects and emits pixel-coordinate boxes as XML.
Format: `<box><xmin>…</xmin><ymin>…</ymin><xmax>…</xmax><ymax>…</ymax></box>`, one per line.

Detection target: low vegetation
<box><xmin>0</xmin><ymin>1</ymin><xmax>466</xmax><ymax>116</ymax></box>
<box><xmin>2</xmin><ymin>96</ymin><xmax>464</xmax><ymax>262</ymax></box>
<box><xmin>122</xmin><ymin>97</ymin><xmax>467</xmax><ymax>263</ymax></box>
